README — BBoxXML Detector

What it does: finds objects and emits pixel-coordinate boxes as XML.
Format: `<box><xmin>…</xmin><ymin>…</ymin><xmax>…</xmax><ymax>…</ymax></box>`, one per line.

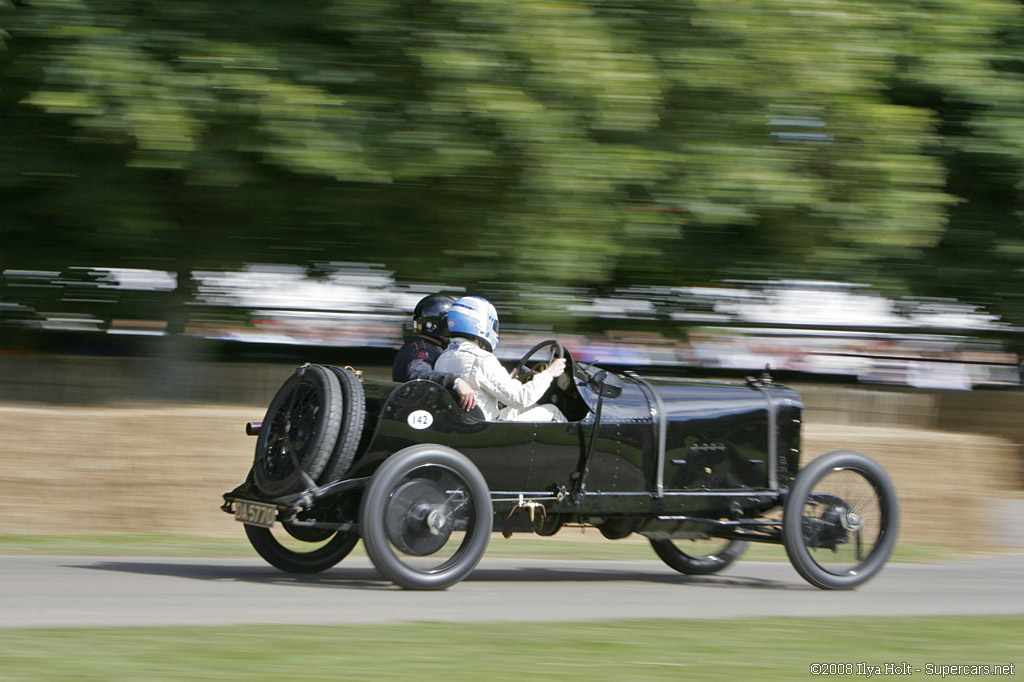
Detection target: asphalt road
<box><xmin>2</xmin><ymin>554</ymin><xmax>1022</xmax><ymax>628</ymax></box>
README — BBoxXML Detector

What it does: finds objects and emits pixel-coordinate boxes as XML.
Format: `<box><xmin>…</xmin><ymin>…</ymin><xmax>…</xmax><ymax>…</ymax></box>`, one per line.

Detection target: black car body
<box><xmin>224</xmin><ymin>343</ymin><xmax>899</xmax><ymax>590</ymax></box>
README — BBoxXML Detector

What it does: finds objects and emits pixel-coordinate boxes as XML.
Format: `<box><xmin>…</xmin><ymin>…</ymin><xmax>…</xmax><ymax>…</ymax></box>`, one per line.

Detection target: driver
<box><xmin>435</xmin><ymin>296</ymin><xmax>567</xmax><ymax>422</ymax></box>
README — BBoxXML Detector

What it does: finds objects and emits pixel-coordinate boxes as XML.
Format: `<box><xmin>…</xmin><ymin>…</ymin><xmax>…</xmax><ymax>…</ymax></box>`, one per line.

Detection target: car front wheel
<box><xmin>783</xmin><ymin>450</ymin><xmax>899</xmax><ymax>590</ymax></box>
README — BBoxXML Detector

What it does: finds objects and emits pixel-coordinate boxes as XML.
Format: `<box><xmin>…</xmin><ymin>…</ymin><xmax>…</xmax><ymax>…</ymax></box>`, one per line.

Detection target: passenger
<box><xmin>435</xmin><ymin>296</ymin><xmax>567</xmax><ymax>423</ymax></box>
<box><xmin>393</xmin><ymin>294</ymin><xmax>476</xmax><ymax>412</ymax></box>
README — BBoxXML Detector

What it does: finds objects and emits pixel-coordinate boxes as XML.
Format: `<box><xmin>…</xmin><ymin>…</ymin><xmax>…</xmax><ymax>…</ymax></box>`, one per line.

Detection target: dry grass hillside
<box><xmin>2</xmin><ymin>402</ymin><xmax>1020</xmax><ymax>548</ymax></box>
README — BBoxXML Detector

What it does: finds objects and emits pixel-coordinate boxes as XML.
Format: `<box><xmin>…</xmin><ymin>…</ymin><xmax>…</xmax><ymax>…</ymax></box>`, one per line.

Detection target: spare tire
<box><xmin>252</xmin><ymin>365</ymin><xmax>342</xmax><ymax>496</ymax></box>
<box><xmin>318</xmin><ymin>365</ymin><xmax>366</xmax><ymax>484</ymax></box>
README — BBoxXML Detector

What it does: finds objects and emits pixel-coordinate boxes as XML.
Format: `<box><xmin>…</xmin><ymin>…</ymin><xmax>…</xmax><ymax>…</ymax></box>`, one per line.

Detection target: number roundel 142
<box><xmin>407</xmin><ymin>410</ymin><xmax>434</xmax><ymax>430</ymax></box>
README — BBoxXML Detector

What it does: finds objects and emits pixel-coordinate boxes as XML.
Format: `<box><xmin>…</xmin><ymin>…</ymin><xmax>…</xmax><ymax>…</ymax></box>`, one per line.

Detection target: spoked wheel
<box><xmin>783</xmin><ymin>450</ymin><xmax>899</xmax><ymax>590</ymax></box>
<box><xmin>361</xmin><ymin>445</ymin><xmax>493</xmax><ymax>590</ymax></box>
<box><xmin>253</xmin><ymin>365</ymin><xmax>342</xmax><ymax>496</ymax></box>
<box><xmin>650</xmin><ymin>538</ymin><xmax>748</xmax><ymax>575</ymax></box>
<box><xmin>244</xmin><ymin>522</ymin><xmax>359</xmax><ymax>574</ymax></box>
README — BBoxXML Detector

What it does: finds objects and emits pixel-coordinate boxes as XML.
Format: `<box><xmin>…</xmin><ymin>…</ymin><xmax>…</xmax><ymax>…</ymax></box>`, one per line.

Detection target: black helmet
<box><xmin>413</xmin><ymin>295</ymin><xmax>454</xmax><ymax>342</ymax></box>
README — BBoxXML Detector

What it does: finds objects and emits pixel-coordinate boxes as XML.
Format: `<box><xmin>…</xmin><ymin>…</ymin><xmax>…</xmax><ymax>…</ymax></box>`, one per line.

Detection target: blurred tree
<box><xmin>0</xmin><ymin>0</ymin><xmax>1021</xmax><ymax>332</ymax></box>
<box><xmin>882</xmin><ymin>0</ymin><xmax>1024</xmax><ymax>327</ymax></box>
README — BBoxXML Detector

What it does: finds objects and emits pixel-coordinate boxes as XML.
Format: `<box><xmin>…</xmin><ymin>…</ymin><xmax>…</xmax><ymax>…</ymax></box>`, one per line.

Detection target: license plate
<box><xmin>234</xmin><ymin>500</ymin><xmax>277</xmax><ymax>528</ymax></box>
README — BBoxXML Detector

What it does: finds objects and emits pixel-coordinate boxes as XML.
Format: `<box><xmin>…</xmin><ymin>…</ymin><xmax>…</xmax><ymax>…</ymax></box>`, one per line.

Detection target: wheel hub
<box><xmin>840</xmin><ymin>509</ymin><xmax>863</xmax><ymax>532</ymax></box>
<box><xmin>426</xmin><ymin>507</ymin><xmax>448</xmax><ymax>536</ymax></box>
<box><xmin>385</xmin><ymin>479</ymin><xmax>453</xmax><ymax>556</ymax></box>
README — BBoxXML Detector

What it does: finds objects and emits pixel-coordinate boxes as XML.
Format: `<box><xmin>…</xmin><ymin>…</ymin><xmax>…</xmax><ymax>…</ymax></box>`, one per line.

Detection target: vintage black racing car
<box><xmin>222</xmin><ymin>340</ymin><xmax>899</xmax><ymax>590</ymax></box>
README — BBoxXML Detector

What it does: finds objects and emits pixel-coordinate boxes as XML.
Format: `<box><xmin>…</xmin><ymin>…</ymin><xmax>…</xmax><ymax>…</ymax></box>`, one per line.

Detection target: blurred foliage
<box><xmin>0</xmin><ymin>0</ymin><xmax>1022</xmax><ymax>330</ymax></box>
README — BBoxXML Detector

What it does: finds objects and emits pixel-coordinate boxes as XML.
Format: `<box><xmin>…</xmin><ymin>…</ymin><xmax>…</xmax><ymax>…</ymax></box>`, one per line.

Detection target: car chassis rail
<box><xmin>224</xmin><ymin>477</ymin><xmax>789</xmax><ymax>543</ymax></box>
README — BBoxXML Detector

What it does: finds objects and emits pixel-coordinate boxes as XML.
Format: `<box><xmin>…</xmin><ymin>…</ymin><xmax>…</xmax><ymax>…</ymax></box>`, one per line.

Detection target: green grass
<box><xmin>0</xmin><ymin>616</ymin><xmax>1020</xmax><ymax>681</ymax></box>
<box><xmin>0</xmin><ymin>532</ymin><xmax>986</xmax><ymax>563</ymax></box>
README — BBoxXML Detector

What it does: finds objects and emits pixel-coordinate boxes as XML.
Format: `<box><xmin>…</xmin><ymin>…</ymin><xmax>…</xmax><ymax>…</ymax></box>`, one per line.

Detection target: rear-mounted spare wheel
<box><xmin>253</xmin><ymin>364</ymin><xmax>342</xmax><ymax>496</ymax></box>
<box><xmin>318</xmin><ymin>366</ymin><xmax>366</xmax><ymax>484</ymax></box>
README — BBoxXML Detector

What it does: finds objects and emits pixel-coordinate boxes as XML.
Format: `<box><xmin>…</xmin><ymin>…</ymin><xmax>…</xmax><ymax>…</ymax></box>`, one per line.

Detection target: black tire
<box><xmin>319</xmin><ymin>366</ymin><xmax>366</xmax><ymax>484</ymax></box>
<box><xmin>360</xmin><ymin>445</ymin><xmax>492</xmax><ymax>590</ymax></box>
<box><xmin>783</xmin><ymin>450</ymin><xmax>899</xmax><ymax>590</ymax></box>
<box><xmin>650</xmin><ymin>538</ymin><xmax>748</xmax><ymax>575</ymax></box>
<box><xmin>244</xmin><ymin>522</ymin><xmax>359</xmax><ymax>574</ymax></box>
<box><xmin>253</xmin><ymin>365</ymin><xmax>343</xmax><ymax>496</ymax></box>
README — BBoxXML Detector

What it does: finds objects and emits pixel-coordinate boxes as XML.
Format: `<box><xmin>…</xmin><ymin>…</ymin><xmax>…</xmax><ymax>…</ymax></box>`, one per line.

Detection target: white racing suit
<box><xmin>435</xmin><ymin>339</ymin><xmax>567</xmax><ymax>422</ymax></box>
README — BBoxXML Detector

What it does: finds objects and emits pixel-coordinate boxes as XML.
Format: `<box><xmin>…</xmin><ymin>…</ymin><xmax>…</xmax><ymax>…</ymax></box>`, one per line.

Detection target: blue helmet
<box><xmin>447</xmin><ymin>296</ymin><xmax>499</xmax><ymax>352</ymax></box>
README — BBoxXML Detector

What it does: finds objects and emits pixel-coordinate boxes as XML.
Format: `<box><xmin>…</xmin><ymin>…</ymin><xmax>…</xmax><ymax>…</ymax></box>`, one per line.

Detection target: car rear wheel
<box><xmin>244</xmin><ymin>522</ymin><xmax>359</xmax><ymax>574</ymax></box>
<box><xmin>783</xmin><ymin>450</ymin><xmax>899</xmax><ymax>590</ymax></box>
<box><xmin>649</xmin><ymin>538</ymin><xmax>748</xmax><ymax>575</ymax></box>
<box><xmin>360</xmin><ymin>445</ymin><xmax>492</xmax><ymax>590</ymax></box>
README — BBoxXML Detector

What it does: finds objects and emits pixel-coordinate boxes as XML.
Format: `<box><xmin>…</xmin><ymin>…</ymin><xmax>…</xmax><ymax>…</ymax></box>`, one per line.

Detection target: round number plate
<box><xmin>407</xmin><ymin>410</ymin><xmax>434</xmax><ymax>430</ymax></box>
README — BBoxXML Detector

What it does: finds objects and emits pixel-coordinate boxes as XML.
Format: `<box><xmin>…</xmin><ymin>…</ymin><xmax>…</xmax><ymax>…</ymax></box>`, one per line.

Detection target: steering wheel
<box><xmin>513</xmin><ymin>339</ymin><xmax>565</xmax><ymax>383</ymax></box>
